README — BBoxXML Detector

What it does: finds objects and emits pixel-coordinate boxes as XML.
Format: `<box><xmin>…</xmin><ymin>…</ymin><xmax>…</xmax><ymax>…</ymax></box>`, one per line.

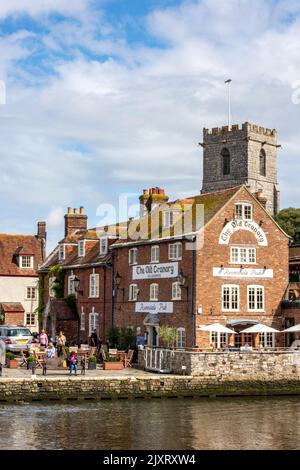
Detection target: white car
<box><xmin>289</xmin><ymin>340</ymin><xmax>300</xmax><ymax>350</ymax></box>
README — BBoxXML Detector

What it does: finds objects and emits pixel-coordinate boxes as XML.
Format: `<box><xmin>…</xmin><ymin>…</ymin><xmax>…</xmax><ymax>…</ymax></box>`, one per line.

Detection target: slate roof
<box><xmin>0</xmin><ymin>234</ymin><xmax>44</xmax><ymax>276</ymax></box>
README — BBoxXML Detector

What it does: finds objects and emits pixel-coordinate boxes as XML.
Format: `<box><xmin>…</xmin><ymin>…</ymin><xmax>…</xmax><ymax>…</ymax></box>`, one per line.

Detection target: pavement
<box><xmin>1</xmin><ymin>364</ymin><xmax>157</xmax><ymax>379</ymax></box>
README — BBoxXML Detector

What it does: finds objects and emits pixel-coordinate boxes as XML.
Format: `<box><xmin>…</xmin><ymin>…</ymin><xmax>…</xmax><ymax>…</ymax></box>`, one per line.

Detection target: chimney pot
<box><xmin>80</xmin><ymin>206</ymin><xmax>84</xmax><ymax>215</ymax></box>
<box><xmin>67</xmin><ymin>207</ymin><xmax>72</xmax><ymax>214</ymax></box>
<box><xmin>74</xmin><ymin>208</ymin><xmax>78</xmax><ymax>215</ymax></box>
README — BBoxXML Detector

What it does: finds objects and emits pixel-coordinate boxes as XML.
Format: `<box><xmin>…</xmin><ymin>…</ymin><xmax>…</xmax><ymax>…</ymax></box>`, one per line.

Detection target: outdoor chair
<box><xmin>20</xmin><ymin>350</ymin><xmax>28</xmax><ymax>368</ymax></box>
<box><xmin>109</xmin><ymin>348</ymin><xmax>118</xmax><ymax>357</ymax></box>
<box><xmin>124</xmin><ymin>349</ymin><xmax>134</xmax><ymax>368</ymax></box>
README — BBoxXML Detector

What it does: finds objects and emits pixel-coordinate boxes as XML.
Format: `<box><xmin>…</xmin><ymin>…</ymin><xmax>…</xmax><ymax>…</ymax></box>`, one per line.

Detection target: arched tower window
<box><xmin>221</xmin><ymin>148</ymin><xmax>230</xmax><ymax>175</ymax></box>
<box><xmin>259</xmin><ymin>149</ymin><xmax>266</xmax><ymax>176</ymax></box>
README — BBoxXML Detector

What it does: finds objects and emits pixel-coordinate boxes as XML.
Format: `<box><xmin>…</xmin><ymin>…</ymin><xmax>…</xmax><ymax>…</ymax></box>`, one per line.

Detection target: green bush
<box><xmin>104</xmin><ymin>356</ymin><xmax>122</xmax><ymax>362</ymax></box>
<box><xmin>27</xmin><ymin>355</ymin><xmax>36</xmax><ymax>362</ymax></box>
<box><xmin>88</xmin><ymin>355</ymin><xmax>97</xmax><ymax>363</ymax></box>
<box><xmin>109</xmin><ymin>326</ymin><xmax>135</xmax><ymax>350</ymax></box>
<box><xmin>6</xmin><ymin>352</ymin><xmax>15</xmax><ymax>360</ymax></box>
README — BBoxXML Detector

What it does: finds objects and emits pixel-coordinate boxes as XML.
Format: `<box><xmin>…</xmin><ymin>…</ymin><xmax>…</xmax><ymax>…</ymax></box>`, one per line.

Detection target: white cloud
<box><xmin>0</xmin><ymin>0</ymin><xmax>92</xmax><ymax>19</ymax></box>
<box><xmin>1</xmin><ymin>0</ymin><xmax>300</xmax><ymax>250</ymax></box>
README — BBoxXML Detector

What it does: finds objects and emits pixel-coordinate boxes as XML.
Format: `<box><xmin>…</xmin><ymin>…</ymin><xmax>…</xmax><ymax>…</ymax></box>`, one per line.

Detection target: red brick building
<box><xmin>0</xmin><ymin>223</ymin><xmax>46</xmax><ymax>330</ymax></box>
<box><xmin>39</xmin><ymin>208</ymin><xmax>114</xmax><ymax>344</ymax></box>
<box><xmin>112</xmin><ymin>185</ymin><xmax>289</xmax><ymax>349</ymax></box>
<box><xmin>41</xmin><ymin>186</ymin><xmax>289</xmax><ymax>349</ymax></box>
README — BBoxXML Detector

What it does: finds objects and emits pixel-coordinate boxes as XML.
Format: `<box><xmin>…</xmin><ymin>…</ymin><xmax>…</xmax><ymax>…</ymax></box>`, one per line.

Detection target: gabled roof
<box><xmin>0</xmin><ymin>234</ymin><xmax>43</xmax><ymax>276</ymax></box>
<box><xmin>0</xmin><ymin>302</ymin><xmax>25</xmax><ymax>312</ymax></box>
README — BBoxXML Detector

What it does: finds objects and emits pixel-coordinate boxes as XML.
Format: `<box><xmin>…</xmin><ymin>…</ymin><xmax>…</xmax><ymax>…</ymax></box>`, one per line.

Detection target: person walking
<box><xmin>39</xmin><ymin>329</ymin><xmax>48</xmax><ymax>348</ymax></box>
<box><xmin>68</xmin><ymin>352</ymin><xmax>78</xmax><ymax>375</ymax></box>
<box><xmin>90</xmin><ymin>329</ymin><xmax>98</xmax><ymax>348</ymax></box>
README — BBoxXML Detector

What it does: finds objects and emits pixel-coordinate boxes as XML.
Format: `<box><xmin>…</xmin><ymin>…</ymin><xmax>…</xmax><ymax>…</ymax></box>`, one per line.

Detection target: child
<box><xmin>69</xmin><ymin>352</ymin><xmax>78</xmax><ymax>375</ymax></box>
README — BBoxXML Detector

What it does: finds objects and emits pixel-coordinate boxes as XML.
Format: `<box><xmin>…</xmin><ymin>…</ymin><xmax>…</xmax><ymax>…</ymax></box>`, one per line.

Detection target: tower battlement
<box><xmin>203</xmin><ymin>122</ymin><xmax>277</xmax><ymax>137</ymax></box>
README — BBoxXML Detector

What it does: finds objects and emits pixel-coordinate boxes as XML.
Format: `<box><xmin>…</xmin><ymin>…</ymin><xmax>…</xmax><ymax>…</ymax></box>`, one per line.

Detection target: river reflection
<box><xmin>0</xmin><ymin>396</ymin><xmax>299</xmax><ymax>450</ymax></box>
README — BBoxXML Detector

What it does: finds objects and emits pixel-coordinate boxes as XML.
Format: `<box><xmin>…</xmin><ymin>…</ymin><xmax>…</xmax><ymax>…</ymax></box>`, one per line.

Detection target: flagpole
<box><xmin>224</xmin><ymin>79</ymin><xmax>232</xmax><ymax>129</ymax></box>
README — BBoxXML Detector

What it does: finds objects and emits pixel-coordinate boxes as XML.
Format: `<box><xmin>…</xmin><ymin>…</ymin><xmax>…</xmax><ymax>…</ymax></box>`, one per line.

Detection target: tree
<box><xmin>159</xmin><ymin>326</ymin><xmax>177</xmax><ymax>348</ymax></box>
<box><xmin>275</xmin><ymin>208</ymin><xmax>300</xmax><ymax>244</ymax></box>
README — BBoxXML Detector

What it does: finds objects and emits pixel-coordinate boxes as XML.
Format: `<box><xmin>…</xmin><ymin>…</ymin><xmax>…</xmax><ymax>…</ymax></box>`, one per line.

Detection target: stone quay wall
<box><xmin>1</xmin><ymin>374</ymin><xmax>300</xmax><ymax>402</ymax></box>
<box><xmin>138</xmin><ymin>349</ymin><xmax>300</xmax><ymax>379</ymax></box>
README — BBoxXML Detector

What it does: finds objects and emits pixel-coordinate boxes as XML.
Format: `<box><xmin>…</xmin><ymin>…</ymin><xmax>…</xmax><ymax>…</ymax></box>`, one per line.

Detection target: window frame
<box><xmin>89</xmin><ymin>311</ymin><xmax>99</xmax><ymax>336</ymax></box>
<box><xmin>221</xmin><ymin>148</ymin><xmax>230</xmax><ymax>176</ymax></box>
<box><xmin>151</xmin><ymin>245</ymin><xmax>160</xmax><ymax>263</ymax></box>
<box><xmin>230</xmin><ymin>246</ymin><xmax>257</xmax><ymax>264</ymax></box>
<box><xmin>100</xmin><ymin>237</ymin><xmax>108</xmax><ymax>256</ymax></box>
<box><xmin>78</xmin><ymin>240</ymin><xmax>85</xmax><ymax>257</ymax></box>
<box><xmin>150</xmin><ymin>283</ymin><xmax>159</xmax><ymax>301</ymax></box>
<box><xmin>259</xmin><ymin>149</ymin><xmax>266</xmax><ymax>177</ymax></box>
<box><xmin>20</xmin><ymin>255</ymin><xmax>33</xmax><ymax>269</ymax></box>
<box><xmin>68</xmin><ymin>275</ymin><xmax>76</xmax><ymax>295</ymax></box>
<box><xmin>172</xmin><ymin>281</ymin><xmax>182</xmax><ymax>300</ymax></box>
<box><xmin>80</xmin><ymin>311</ymin><xmax>85</xmax><ymax>331</ymax></box>
<box><xmin>129</xmin><ymin>283</ymin><xmax>138</xmax><ymax>301</ymax></box>
<box><xmin>234</xmin><ymin>203</ymin><xmax>253</xmax><ymax>221</ymax></box>
<box><xmin>89</xmin><ymin>273</ymin><xmax>99</xmax><ymax>298</ymax></box>
<box><xmin>25</xmin><ymin>313</ymin><xmax>36</xmax><ymax>326</ymax></box>
<box><xmin>168</xmin><ymin>242</ymin><xmax>182</xmax><ymax>261</ymax></box>
<box><xmin>247</xmin><ymin>285</ymin><xmax>265</xmax><ymax>312</ymax></box>
<box><xmin>222</xmin><ymin>284</ymin><xmax>239</xmax><ymax>311</ymax></box>
<box><xmin>58</xmin><ymin>244</ymin><xmax>65</xmax><ymax>261</ymax></box>
<box><xmin>129</xmin><ymin>248</ymin><xmax>138</xmax><ymax>266</ymax></box>
<box><xmin>163</xmin><ymin>211</ymin><xmax>174</xmax><ymax>229</ymax></box>
<box><xmin>176</xmin><ymin>328</ymin><xmax>186</xmax><ymax>349</ymax></box>
<box><xmin>26</xmin><ymin>287</ymin><xmax>37</xmax><ymax>300</ymax></box>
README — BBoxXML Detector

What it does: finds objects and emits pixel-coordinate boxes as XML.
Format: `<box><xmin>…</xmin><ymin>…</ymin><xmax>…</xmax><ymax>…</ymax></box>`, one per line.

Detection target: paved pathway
<box><xmin>1</xmin><ymin>365</ymin><xmax>157</xmax><ymax>379</ymax></box>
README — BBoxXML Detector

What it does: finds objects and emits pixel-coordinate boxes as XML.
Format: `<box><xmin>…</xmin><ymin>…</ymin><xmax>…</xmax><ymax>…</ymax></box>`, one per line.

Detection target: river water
<box><xmin>0</xmin><ymin>396</ymin><xmax>299</xmax><ymax>450</ymax></box>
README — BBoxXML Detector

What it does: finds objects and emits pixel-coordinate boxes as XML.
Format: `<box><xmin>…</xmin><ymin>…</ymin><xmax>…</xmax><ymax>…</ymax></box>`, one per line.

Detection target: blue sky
<box><xmin>0</xmin><ymin>0</ymin><xmax>300</xmax><ymax>251</ymax></box>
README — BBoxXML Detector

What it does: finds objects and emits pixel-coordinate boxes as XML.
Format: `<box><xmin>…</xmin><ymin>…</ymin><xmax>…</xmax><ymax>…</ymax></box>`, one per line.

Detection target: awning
<box><xmin>198</xmin><ymin>323</ymin><xmax>236</xmax><ymax>334</ymax></box>
<box><xmin>282</xmin><ymin>324</ymin><xmax>300</xmax><ymax>333</ymax></box>
<box><xmin>240</xmin><ymin>323</ymin><xmax>280</xmax><ymax>334</ymax></box>
<box><xmin>143</xmin><ymin>314</ymin><xmax>160</xmax><ymax>326</ymax></box>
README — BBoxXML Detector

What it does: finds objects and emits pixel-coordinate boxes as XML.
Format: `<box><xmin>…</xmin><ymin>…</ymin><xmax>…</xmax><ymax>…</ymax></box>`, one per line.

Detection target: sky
<box><xmin>0</xmin><ymin>0</ymin><xmax>300</xmax><ymax>251</ymax></box>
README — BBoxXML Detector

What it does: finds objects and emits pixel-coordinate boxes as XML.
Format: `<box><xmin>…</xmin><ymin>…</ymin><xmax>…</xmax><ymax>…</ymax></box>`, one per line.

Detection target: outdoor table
<box><xmin>34</xmin><ymin>351</ymin><xmax>46</xmax><ymax>368</ymax></box>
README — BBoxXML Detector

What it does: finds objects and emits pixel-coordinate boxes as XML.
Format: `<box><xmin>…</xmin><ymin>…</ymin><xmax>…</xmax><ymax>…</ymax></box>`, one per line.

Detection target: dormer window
<box><xmin>78</xmin><ymin>240</ymin><xmax>85</xmax><ymax>257</ymax></box>
<box><xmin>58</xmin><ymin>244</ymin><xmax>65</xmax><ymax>261</ymax></box>
<box><xmin>100</xmin><ymin>237</ymin><xmax>108</xmax><ymax>256</ymax></box>
<box><xmin>20</xmin><ymin>256</ymin><xmax>33</xmax><ymax>269</ymax></box>
<box><xmin>235</xmin><ymin>203</ymin><xmax>252</xmax><ymax>221</ymax></box>
<box><xmin>163</xmin><ymin>211</ymin><xmax>174</xmax><ymax>229</ymax></box>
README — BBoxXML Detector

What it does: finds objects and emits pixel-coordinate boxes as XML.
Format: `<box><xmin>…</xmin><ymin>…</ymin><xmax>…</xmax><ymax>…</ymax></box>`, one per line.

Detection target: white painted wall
<box><xmin>0</xmin><ymin>276</ymin><xmax>39</xmax><ymax>332</ymax></box>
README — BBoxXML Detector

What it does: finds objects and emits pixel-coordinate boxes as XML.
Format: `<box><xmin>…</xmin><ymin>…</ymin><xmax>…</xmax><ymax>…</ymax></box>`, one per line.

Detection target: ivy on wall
<box><xmin>49</xmin><ymin>265</ymin><xmax>65</xmax><ymax>298</ymax></box>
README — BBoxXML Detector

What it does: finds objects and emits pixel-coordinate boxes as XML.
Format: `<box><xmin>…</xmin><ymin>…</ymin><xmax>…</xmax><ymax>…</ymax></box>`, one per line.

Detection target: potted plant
<box><xmin>103</xmin><ymin>356</ymin><xmax>124</xmax><ymax>370</ymax></box>
<box><xmin>27</xmin><ymin>355</ymin><xmax>36</xmax><ymax>370</ymax></box>
<box><xmin>88</xmin><ymin>355</ymin><xmax>97</xmax><ymax>370</ymax></box>
<box><xmin>6</xmin><ymin>352</ymin><xmax>18</xmax><ymax>369</ymax></box>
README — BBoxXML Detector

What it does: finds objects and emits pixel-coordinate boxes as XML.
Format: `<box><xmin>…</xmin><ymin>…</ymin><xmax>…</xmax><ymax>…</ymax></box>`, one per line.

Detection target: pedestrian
<box><xmin>39</xmin><ymin>329</ymin><xmax>48</xmax><ymax>348</ymax></box>
<box><xmin>69</xmin><ymin>351</ymin><xmax>78</xmax><ymax>375</ymax></box>
<box><xmin>45</xmin><ymin>342</ymin><xmax>56</xmax><ymax>359</ymax></box>
<box><xmin>57</xmin><ymin>331</ymin><xmax>66</xmax><ymax>357</ymax></box>
<box><xmin>90</xmin><ymin>329</ymin><xmax>98</xmax><ymax>348</ymax></box>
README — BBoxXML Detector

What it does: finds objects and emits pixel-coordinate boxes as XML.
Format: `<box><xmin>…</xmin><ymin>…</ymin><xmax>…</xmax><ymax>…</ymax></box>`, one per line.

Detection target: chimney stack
<box><xmin>254</xmin><ymin>190</ymin><xmax>267</xmax><ymax>209</ymax></box>
<box><xmin>64</xmin><ymin>207</ymin><xmax>88</xmax><ymax>236</ymax></box>
<box><xmin>37</xmin><ymin>221</ymin><xmax>46</xmax><ymax>240</ymax></box>
<box><xmin>139</xmin><ymin>187</ymin><xmax>169</xmax><ymax>218</ymax></box>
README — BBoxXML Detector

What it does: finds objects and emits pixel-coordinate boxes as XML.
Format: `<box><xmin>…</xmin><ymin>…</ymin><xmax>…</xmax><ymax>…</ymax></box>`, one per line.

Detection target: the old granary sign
<box><xmin>132</xmin><ymin>262</ymin><xmax>178</xmax><ymax>280</ymax></box>
<box><xmin>213</xmin><ymin>267</ymin><xmax>273</xmax><ymax>279</ymax></box>
<box><xmin>219</xmin><ymin>219</ymin><xmax>268</xmax><ymax>246</ymax></box>
<box><xmin>135</xmin><ymin>302</ymin><xmax>173</xmax><ymax>313</ymax></box>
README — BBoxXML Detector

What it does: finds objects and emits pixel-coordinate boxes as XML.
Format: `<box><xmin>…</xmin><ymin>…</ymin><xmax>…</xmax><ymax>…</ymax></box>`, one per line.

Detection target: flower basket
<box><xmin>103</xmin><ymin>361</ymin><xmax>124</xmax><ymax>370</ymax></box>
<box><xmin>5</xmin><ymin>352</ymin><xmax>18</xmax><ymax>369</ymax></box>
<box><xmin>26</xmin><ymin>355</ymin><xmax>36</xmax><ymax>370</ymax></box>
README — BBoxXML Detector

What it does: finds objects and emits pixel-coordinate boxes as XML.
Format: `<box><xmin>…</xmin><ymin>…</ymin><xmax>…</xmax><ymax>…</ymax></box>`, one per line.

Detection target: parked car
<box><xmin>0</xmin><ymin>326</ymin><xmax>33</xmax><ymax>353</ymax></box>
<box><xmin>289</xmin><ymin>340</ymin><xmax>300</xmax><ymax>350</ymax></box>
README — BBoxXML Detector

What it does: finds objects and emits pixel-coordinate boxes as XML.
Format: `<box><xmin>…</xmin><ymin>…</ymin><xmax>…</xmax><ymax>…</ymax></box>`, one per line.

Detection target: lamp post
<box><xmin>114</xmin><ymin>271</ymin><xmax>125</xmax><ymax>301</ymax></box>
<box><xmin>176</xmin><ymin>269</ymin><xmax>188</xmax><ymax>299</ymax></box>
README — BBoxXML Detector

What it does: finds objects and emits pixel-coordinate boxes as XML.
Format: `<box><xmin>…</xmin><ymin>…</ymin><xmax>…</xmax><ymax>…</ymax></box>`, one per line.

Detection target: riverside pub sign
<box><xmin>132</xmin><ymin>262</ymin><xmax>178</xmax><ymax>280</ymax></box>
<box><xmin>219</xmin><ymin>219</ymin><xmax>268</xmax><ymax>246</ymax></box>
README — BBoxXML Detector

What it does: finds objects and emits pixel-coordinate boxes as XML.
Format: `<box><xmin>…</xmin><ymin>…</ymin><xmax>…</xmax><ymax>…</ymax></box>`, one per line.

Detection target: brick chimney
<box><xmin>37</xmin><ymin>221</ymin><xmax>46</xmax><ymax>240</ymax></box>
<box><xmin>139</xmin><ymin>187</ymin><xmax>169</xmax><ymax>218</ymax></box>
<box><xmin>254</xmin><ymin>190</ymin><xmax>267</xmax><ymax>209</ymax></box>
<box><xmin>64</xmin><ymin>206</ymin><xmax>87</xmax><ymax>236</ymax></box>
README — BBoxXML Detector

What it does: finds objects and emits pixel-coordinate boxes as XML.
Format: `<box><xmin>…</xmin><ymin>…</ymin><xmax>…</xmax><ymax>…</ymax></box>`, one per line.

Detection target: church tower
<box><xmin>200</xmin><ymin>122</ymin><xmax>280</xmax><ymax>215</ymax></box>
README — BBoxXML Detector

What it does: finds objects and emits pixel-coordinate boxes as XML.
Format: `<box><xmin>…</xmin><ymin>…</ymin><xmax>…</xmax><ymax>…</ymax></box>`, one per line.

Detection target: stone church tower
<box><xmin>200</xmin><ymin>122</ymin><xmax>280</xmax><ymax>215</ymax></box>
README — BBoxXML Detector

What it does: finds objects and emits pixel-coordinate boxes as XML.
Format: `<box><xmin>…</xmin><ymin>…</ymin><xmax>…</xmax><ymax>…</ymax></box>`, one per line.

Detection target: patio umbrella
<box><xmin>198</xmin><ymin>323</ymin><xmax>236</xmax><ymax>334</ymax></box>
<box><xmin>282</xmin><ymin>324</ymin><xmax>300</xmax><ymax>333</ymax></box>
<box><xmin>240</xmin><ymin>323</ymin><xmax>280</xmax><ymax>334</ymax></box>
